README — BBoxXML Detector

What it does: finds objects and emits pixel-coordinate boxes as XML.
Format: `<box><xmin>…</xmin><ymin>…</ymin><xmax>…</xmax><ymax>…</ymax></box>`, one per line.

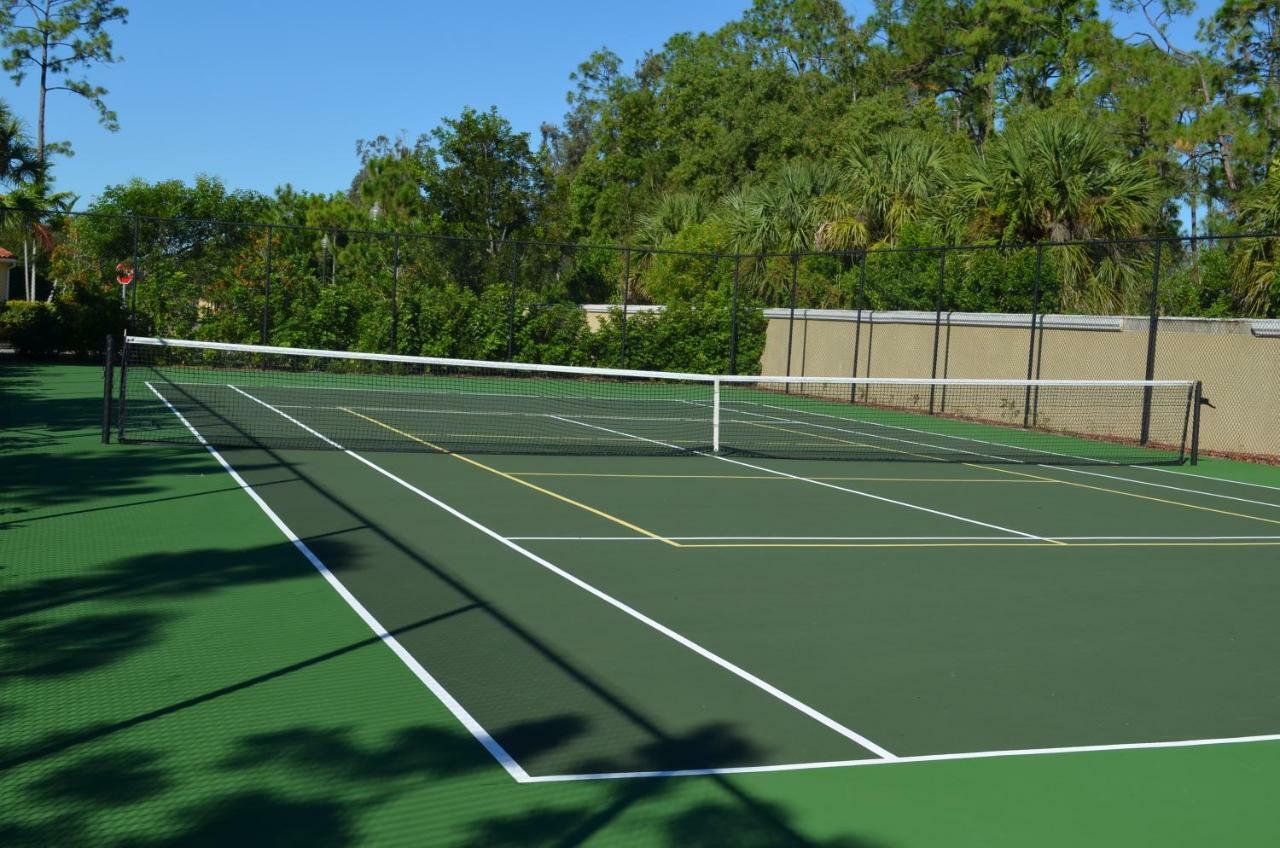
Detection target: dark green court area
<box><xmin>6</xmin><ymin>361</ymin><xmax>1280</xmax><ymax>846</ymax></box>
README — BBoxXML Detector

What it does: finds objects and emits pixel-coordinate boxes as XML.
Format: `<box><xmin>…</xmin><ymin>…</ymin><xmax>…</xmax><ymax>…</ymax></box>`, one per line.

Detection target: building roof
<box><xmin>0</xmin><ymin>247</ymin><xmax>13</xmax><ymax>259</ymax></box>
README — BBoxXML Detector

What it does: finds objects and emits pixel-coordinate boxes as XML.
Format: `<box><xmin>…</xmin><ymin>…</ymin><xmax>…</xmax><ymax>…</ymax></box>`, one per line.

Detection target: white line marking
<box><xmin>144</xmin><ymin>382</ymin><xmax>529</xmax><ymax>782</ymax></box>
<box><xmin>507</xmin><ymin>535</ymin><xmax>1280</xmax><ymax>542</ymax></box>
<box><xmin>230</xmin><ymin>385</ymin><xmax>898</xmax><ymax>761</ymax></box>
<box><xmin>727</xmin><ymin>395</ymin><xmax>1182</xmax><ymax>468</ymax></box>
<box><xmin>551</xmin><ymin>416</ymin><xmax>1049</xmax><ymax>542</ymax></box>
<box><xmin>1137</xmin><ymin>465</ymin><xmax>1280</xmax><ymax>494</ymax></box>
<box><xmin>1044</xmin><ymin>465</ymin><xmax>1280</xmax><ymax>510</ymax></box>
<box><xmin>524</xmin><ymin>732</ymin><xmax>1280</xmax><ymax>782</ymax></box>
<box><xmin>720</xmin><ymin>400</ymin><xmax>1009</xmax><ymax>463</ymax></box>
<box><xmin>271</xmin><ymin>402</ymin><xmax>712</xmax><ymax>425</ymax></box>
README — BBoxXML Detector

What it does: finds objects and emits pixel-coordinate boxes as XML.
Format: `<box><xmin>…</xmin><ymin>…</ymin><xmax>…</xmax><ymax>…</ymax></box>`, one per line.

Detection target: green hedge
<box><xmin>0</xmin><ymin>291</ymin><xmax>126</xmax><ymax>357</ymax></box>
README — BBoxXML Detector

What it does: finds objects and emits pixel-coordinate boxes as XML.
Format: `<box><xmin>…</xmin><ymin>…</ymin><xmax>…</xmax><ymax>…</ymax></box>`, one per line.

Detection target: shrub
<box><xmin>0</xmin><ymin>300</ymin><xmax>63</xmax><ymax>356</ymax></box>
<box><xmin>0</xmin><ymin>287</ymin><xmax>126</xmax><ymax>357</ymax></box>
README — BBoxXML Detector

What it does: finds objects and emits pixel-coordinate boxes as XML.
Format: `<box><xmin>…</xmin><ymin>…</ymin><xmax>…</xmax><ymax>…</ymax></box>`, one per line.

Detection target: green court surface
<box><xmin>5</xmin><ymin>361</ymin><xmax>1280</xmax><ymax>846</ymax></box>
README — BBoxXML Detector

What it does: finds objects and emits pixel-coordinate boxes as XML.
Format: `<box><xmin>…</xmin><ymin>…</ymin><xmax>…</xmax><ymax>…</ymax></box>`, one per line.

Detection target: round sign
<box><xmin>116</xmin><ymin>262</ymin><xmax>135</xmax><ymax>285</ymax></box>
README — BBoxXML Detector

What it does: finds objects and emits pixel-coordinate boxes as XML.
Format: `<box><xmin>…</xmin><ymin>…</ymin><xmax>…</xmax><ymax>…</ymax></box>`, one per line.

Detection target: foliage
<box><xmin>9</xmin><ymin>0</ymin><xmax>1280</xmax><ymax>370</ymax></box>
<box><xmin>0</xmin><ymin>0</ymin><xmax>129</xmax><ymax>160</ymax></box>
<box><xmin>0</xmin><ymin>281</ymin><xmax>123</xmax><ymax>355</ymax></box>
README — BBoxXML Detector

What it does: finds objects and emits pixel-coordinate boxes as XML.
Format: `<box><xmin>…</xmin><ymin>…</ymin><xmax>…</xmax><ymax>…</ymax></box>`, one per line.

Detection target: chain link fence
<box><xmin>1</xmin><ymin>205</ymin><xmax>1276</xmax><ymax>460</ymax></box>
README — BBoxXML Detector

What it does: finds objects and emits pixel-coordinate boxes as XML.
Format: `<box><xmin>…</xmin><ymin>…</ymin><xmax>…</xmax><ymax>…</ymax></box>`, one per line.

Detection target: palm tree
<box><xmin>814</xmin><ymin>132</ymin><xmax>959</xmax><ymax>250</ymax></box>
<box><xmin>956</xmin><ymin>112</ymin><xmax>1162</xmax><ymax>311</ymax></box>
<box><xmin>1231</xmin><ymin>158</ymin><xmax>1280</xmax><ymax>315</ymax></box>
<box><xmin>0</xmin><ymin>102</ymin><xmax>52</xmax><ymax>299</ymax></box>
<box><xmin>0</xmin><ymin>104</ymin><xmax>42</xmax><ymax>187</ymax></box>
<box><xmin>720</xmin><ymin>162</ymin><xmax>837</xmax><ymax>254</ymax></box>
<box><xmin>1</xmin><ymin>181</ymin><xmax>76</xmax><ymax>300</ymax></box>
<box><xmin>719</xmin><ymin>162</ymin><xmax>838</xmax><ymax>302</ymax></box>
<box><xmin>633</xmin><ymin>191</ymin><xmax>709</xmax><ymax>248</ymax></box>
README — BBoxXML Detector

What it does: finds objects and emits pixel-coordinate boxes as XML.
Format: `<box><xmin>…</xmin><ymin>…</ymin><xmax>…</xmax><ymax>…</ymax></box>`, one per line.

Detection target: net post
<box><xmin>1023</xmin><ymin>243</ymin><xmax>1043</xmax><ymax>427</ymax></box>
<box><xmin>1139</xmin><ymin>240</ymin><xmax>1162</xmax><ymax>445</ymax></box>
<box><xmin>101</xmin><ymin>335</ymin><xmax>114</xmax><ymax>444</ymax></box>
<box><xmin>116</xmin><ymin>336</ymin><xmax>130</xmax><ymax>442</ymax></box>
<box><xmin>1190</xmin><ymin>380</ymin><xmax>1203</xmax><ymax>465</ymax></box>
<box><xmin>712</xmin><ymin>378</ymin><xmax>721</xmax><ymax>454</ymax></box>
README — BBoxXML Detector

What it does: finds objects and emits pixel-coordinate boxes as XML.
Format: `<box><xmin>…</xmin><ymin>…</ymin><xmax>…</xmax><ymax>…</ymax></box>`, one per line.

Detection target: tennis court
<box><xmin>111</xmin><ymin>336</ymin><xmax>1280</xmax><ymax>782</ymax></box>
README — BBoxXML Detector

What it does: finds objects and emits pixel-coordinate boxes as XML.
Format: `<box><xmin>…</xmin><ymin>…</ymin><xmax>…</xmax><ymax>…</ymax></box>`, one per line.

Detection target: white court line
<box><xmin>271</xmin><ymin>403</ymin><xmax>712</xmax><ymax>425</ymax></box>
<box><xmin>732</xmin><ymin>398</ymin><xmax>1084</xmax><ymax>463</ymax></box>
<box><xmin>145</xmin><ymin>381</ymin><xmax>1280</xmax><ymax>784</ymax></box>
<box><xmin>226</xmin><ymin>384</ymin><xmax>898</xmax><ymax>762</ymax></box>
<box><xmin>718</xmin><ymin>400</ymin><xmax>1008</xmax><ymax>463</ymax></box>
<box><xmin>526</xmin><ymin>732</ymin><xmax>1280</xmax><ymax>782</ymax></box>
<box><xmin>142</xmin><ymin>381</ymin><xmax>530</xmax><ymax>783</ymax></box>
<box><xmin>716</xmin><ymin>399</ymin><xmax>1280</xmax><ymax>512</ymax></box>
<box><xmin>549</xmin><ymin>416</ymin><xmax>1051</xmax><ymax>543</ymax></box>
<box><xmin>508</xmin><ymin>534</ymin><xmax>1280</xmax><ymax>542</ymax></box>
<box><xmin>508</xmin><ymin>535</ymin><xmax>1018</xmax><ymax>542</ymax></box>
<box><xmin>1137</xmin><ymin>465</ymin><xmax>1280</xmax><ymax>494</ymax></box>
<box><xmin>166</xmin><ymin>377</ymin><xmax>693</xmax><ymax>405</ymax></box>
<box><xmin>1045</xmin><ymin>465</ymin><xmax>1280</xmax><ymax>510</ymax></box>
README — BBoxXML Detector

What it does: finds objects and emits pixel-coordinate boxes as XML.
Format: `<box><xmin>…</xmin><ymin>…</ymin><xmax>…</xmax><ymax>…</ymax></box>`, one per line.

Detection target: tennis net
<box><xmin>115</xmin><ymin>336</ymin><xmax>1201</xmax><ymax>464</ymax></box>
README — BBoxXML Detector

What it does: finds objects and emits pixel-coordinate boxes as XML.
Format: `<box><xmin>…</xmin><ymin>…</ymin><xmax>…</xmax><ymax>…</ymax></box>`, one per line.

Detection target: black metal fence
<box><xmin>3</xmin><ymin>206</ymin><xmax>1277</xmax><ymax>459</ymax></box>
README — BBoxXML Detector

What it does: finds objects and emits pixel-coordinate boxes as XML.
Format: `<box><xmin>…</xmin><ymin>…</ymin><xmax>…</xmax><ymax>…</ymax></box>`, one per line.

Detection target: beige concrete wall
<box><xmin>758</xmin><ymin>311</ymin><xmax>1279</xmax><ymax>460</ymax></box>
<box><xmin>1154</xmin><ymin>331</ymin><xmax>1280</xmax><ymax>459</ymax></box>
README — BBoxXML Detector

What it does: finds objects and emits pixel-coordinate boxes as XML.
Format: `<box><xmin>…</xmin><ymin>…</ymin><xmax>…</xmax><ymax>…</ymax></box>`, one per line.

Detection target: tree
<box><xmin>1230</xmin><ymin>156</ymin><xmax>1280</xmax><ymax>314</ymax></box>
<box><xmin>1106</xmin><ymin>0</ymin><xmax>1242</xmax><ymax>225</ymax></box>
<box><xmin>351</xmin><ymin>134</ymin><xmax>431</xmax><ymax>228</ymax></box>
<box><xmin>0</xmin><ymin>99</ymin><xmax>49</xmax><ymax>299</ymax></box>
<box><xmin>1</xmin><ymin>178</ymin><xmax>73</xmax><ymax>299</ymax></box>
<box><xmin>958</xmin><ymin>111</ymin><xmax>1162</xmax><ymax>309</ymax></box>
<box><xmin>1201</xmin><ymin>0</ymin><xmax>1280</xmax><ymax>185</ymax></box>
<box><xmin>870</xmin><ymin>0</ymin><xmax>1106</xmax><ymax>143</ymax></box>
<box><xmin>814</xmin><ymin>130</ymin><xmax>959</xmax><ymax>250</ymax></box>
<box><xmin>421</xmin><ymin>106</ymin><xmax>546</xmax><ymax>253</ymax></box>
<box><xmin>0</xmin><ymin>0</ymin><xmax>128</xmax><ymax>162</ymax></box>
<box><xmin>0</xmin><ymin>96</ymin><xmax>39</xmax><ymax>183</ymax></box>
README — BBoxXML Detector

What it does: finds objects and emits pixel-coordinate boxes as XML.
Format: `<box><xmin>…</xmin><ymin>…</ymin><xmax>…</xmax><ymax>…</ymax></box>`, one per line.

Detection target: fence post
<box><xmin>850</xmin><ymin>251</ymin><xmax>867</xmax><ymax>401</ymax></box>
<box><xmin>262</xmin><ymin>224</ymin><xmax>273</xmax><ymax>346</ymax></box>
<box><xmin>729</xmin><ymin>252</ymin><xmax>741</xmax><ymax>375</ymax></box>
<box><xmin>507</xmin><ymin>244</ymin><xmax>518</xmax><ymax>362</ymax></box>
<box><xmin>129</xmin><ymin>216</ymin><xmax>140</xmax><ymax>325</ymax></box>
<box><xmin>1023</xmin><ymin>244</ymin><xmax>1044</xmax><ymax>427</ymax></box>
<box><xmin>391</xmin><ymin>232</ymin><xmax>400</xmax><ymax>354</ymax></box>
<box><xmin>929</xmin><ymin>249</ymin><xmax>946</xmax><ymax>413</ymax></box>
<box><xmin>620</xmin><ymin>246</ymin><xmax>631</xmax><ymax>368</ymax></box>
<box><xmin>785</xmin><ymin>254</ymin><xmax>798</xmax><ymax>382</ymax></box>
<box><xmin>1140</xmin><ymin>240</ymin><xmax>1163</xmax><ymax>445</ymax></box>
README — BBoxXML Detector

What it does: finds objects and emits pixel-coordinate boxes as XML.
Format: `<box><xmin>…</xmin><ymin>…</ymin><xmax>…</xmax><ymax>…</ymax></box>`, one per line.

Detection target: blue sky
<box><xmin>2</xmin><ymin>0</ymin><xmax>1212</xmax><ymax>206</ymax></box>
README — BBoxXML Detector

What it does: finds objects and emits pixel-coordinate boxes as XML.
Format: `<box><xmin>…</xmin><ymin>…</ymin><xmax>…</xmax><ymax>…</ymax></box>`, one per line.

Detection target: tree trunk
<box><xmin>37</xmin><ymin>21</ymin><xmax>49</xmax><ymax>163</ymax></box>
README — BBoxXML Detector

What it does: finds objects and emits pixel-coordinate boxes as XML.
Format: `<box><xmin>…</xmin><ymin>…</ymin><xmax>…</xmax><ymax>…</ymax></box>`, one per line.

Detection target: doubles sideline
<box><xmin>151</xmin><ymin>379</ymin><xmax>899</xmax><ymax>781</ymax></box>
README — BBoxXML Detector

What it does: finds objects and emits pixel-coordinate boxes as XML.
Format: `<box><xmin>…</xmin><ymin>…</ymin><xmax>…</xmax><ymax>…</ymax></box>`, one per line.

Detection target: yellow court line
<box><xmin>508</xmin><ymin>472</ymin><xmax>1052</xmax><ymax>482</ymax></box>
<box><xmin>970</xmin><ymin>464</ymin><xmax>1280</xmax><ymax>528</ymax></box>
<box><xmin>341</xmin><ymin>408</ymin><xmax>680</xmax><ymax>547</ymax></box>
